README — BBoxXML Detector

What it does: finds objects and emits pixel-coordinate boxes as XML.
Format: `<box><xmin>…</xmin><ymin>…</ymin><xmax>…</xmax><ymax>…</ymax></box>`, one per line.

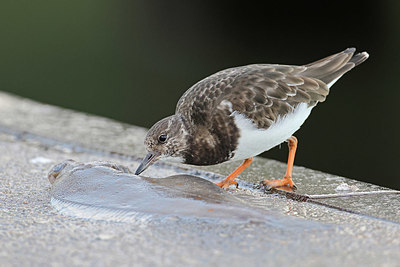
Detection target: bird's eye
<box><xmin>158</xmin><ymin>134</ymin><xmax>167</xmax><ymax>143</ymax></box>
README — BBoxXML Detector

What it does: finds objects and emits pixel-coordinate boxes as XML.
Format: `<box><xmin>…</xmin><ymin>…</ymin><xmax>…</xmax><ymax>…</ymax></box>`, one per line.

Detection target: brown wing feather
<box><xmin>176</xmin><ymin>48</ymin><xmax>368</xmax><ymax>129</ymax></box>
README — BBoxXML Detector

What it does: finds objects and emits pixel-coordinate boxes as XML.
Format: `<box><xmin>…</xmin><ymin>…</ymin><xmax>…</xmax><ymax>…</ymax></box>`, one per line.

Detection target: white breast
<box><xmin>231</xmin><ymin>103</ymin><xmax>313</xmax><ymax>161</ymax></box>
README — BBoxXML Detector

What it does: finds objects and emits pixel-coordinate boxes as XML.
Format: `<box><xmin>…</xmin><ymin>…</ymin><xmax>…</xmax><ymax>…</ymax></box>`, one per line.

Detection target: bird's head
<box><xmin>135</xmin><ymin>115</ymin><xmax>189</xmax><ymax>175</ymax></box>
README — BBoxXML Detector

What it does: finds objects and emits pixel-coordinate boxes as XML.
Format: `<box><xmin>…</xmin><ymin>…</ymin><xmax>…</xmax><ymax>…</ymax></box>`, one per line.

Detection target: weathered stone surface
<box><xmin>193</xmin><ymin>158</ymin><xmax>400</xmax><ymax>223</ymax></box>
<box><xmin>0</xmin><ymin>91</ymin><xmax>399</xmax><ymax>266</ymax></box>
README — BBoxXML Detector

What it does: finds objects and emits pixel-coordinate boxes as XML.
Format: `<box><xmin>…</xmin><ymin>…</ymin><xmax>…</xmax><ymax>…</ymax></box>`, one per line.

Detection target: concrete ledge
<box><xmin>1</xmin><ymin>91</ymin><xmax>399</xmax><ymax>266</ymax></box>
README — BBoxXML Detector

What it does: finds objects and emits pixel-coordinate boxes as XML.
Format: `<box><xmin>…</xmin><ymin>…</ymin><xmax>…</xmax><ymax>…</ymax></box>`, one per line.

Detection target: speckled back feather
<box><xmin>176</xmin><ymin>48</ymin><xmax>368</xmax><ymax>129</ymax></box>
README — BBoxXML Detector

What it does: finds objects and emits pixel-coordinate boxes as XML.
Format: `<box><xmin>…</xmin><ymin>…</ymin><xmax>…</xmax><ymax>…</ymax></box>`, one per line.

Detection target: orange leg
<box><xmin>216</xmin><ymin>157</ymin><xmax>253</xmax><ymax>188</ymax></box>
<box><xmin>262</xmin><ymin>136</ymin><xmax>298</xmax><ymax>189</ymax></box>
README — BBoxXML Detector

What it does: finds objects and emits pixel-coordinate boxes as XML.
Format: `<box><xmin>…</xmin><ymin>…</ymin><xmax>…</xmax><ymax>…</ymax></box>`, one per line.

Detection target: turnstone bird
<box><xmin>135</xmin><ymin>48</ymin><xmax>369</xmax><ymax>189</ymax></box>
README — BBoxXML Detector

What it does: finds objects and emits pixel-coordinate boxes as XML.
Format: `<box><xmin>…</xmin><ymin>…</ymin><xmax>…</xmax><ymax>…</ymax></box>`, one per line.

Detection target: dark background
<box><xmin>1</xmin><ymin>1</ymin><xmax>399</xmax><ymax>189</ymax></box>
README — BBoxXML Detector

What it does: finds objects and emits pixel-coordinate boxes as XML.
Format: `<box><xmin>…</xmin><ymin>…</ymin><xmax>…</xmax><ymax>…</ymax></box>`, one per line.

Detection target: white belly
<box><xmin>231</xmin><ymin>103</ymin><xmax>313</xmax><ymax>161</ymax></box>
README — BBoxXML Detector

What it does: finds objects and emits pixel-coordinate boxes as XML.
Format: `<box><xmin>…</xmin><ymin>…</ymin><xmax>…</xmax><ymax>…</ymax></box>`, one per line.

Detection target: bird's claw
<box><xmin>258</xmin><ymin>178</ymin><xmax>297</xmax><ymax>192</ymax></box>
<box><xmin>215</xmin><ymin>179</ymin><xmax>238</xmax><ymax>189</ymax></box>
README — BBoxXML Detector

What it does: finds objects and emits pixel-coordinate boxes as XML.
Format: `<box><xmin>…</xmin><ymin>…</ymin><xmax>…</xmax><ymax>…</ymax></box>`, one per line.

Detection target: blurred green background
<box><xmin>0</xmin><ymin>1</ymin><xmax>399</xmax><ymax>189</ymax></box>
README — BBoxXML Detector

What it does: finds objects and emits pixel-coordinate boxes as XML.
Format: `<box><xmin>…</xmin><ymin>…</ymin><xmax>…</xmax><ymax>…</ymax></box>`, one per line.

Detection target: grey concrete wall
<box><xmin>0</xmin><ymin>91</ymin><xmax>399</xmax><ymax>266</ymax></box>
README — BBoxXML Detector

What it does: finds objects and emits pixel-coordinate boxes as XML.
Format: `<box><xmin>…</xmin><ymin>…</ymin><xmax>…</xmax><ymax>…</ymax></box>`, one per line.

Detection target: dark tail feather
<box><xmin>302</xmin><ymin>48</ymin><xmax>369</xmax><ymax>86</ymax></box>
<box><xmin>349</xmin><ymin>51</ymin><xmax>369</xmax><ymax>66</ymax></box>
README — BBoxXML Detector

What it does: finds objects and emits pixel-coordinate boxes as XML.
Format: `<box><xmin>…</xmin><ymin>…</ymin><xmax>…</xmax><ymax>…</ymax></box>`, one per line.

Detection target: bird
<box><xmin>135</xmin><ymin>48</ymin><xmax>369</xmax><ymax>189</ymax></box>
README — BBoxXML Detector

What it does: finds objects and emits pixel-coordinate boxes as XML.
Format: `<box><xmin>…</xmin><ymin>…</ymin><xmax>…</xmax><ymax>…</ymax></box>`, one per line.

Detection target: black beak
<box><xmin>135</xmin><ymin>151</ymin><xmax>160</xmax><ymax>175</ymax></box>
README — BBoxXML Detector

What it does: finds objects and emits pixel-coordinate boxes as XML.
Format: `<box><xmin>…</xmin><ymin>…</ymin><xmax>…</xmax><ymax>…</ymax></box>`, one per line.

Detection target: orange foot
<box><xmin>261</xmin><ymin>176</ymin><xmax>297</xmax><ymax>190</ymax></box>
<box><xmin>215</xmin><ymin>179</ymin><xmax>238</xmax><ymax>189</ymax></box>
<box><xmin>261</xmin><ymin>136</ymin><xmax>298</xmax><ymax>191</ymax></box>
<box><xmin>215</xmin><ymin>157</ymin><xmax>253</xmax><ymax>189</ymax></box>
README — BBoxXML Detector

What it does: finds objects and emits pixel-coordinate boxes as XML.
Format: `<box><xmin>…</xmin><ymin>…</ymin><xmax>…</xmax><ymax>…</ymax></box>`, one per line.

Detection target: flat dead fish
<box><xmin>47</xmin><ymin>160</ymin><xmax>268</xmax><ymax>223</ymax></box>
